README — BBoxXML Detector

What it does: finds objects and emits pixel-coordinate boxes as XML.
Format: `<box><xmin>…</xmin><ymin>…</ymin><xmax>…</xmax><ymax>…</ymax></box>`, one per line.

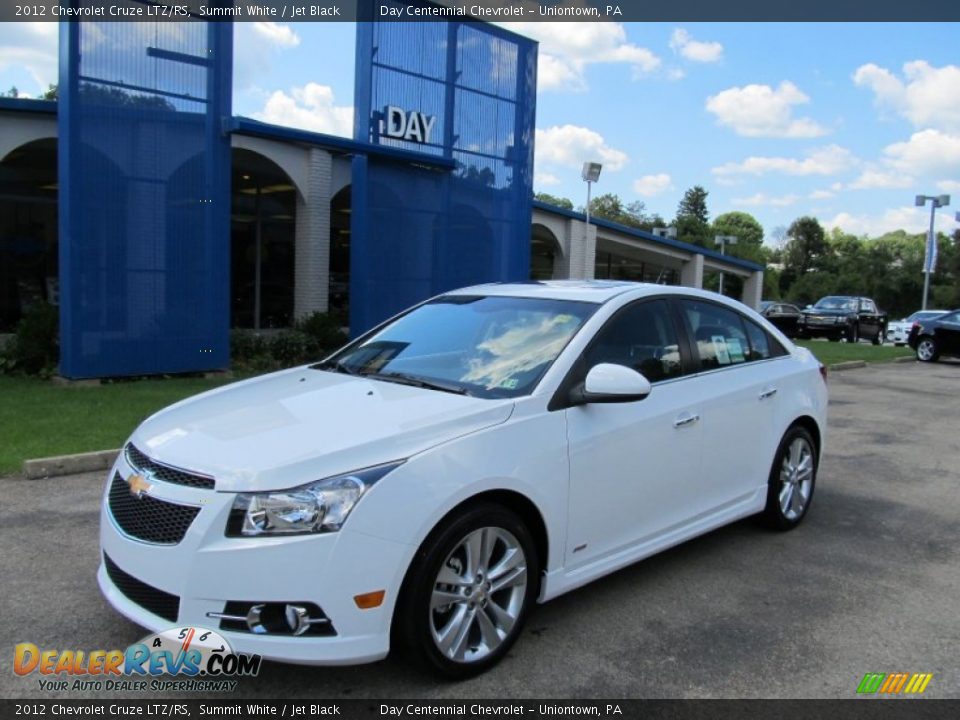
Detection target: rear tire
<box><xmin>395</xmin><ymin>503</ymin><xmax>538</xmax><ymax>679</ymax></box>
<box><xmin>761</xmin><ymin>426</ymin><xmax>818</xmax><ymax>531</ymax></box>
<box><xmin>916</xmin><ymin>336</ymin><xmax>939</xmax><ymax>362</ymax></box>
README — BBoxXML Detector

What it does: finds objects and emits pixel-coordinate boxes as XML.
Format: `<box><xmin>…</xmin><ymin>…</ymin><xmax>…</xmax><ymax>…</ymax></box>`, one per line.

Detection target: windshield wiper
<box><xmin>313</xmin><ymin>359</ymin><xmax>361</xmax><ymax>376</ymax></box>
<box><xmin>365</xmin><ymin>371</ymin><xmax>471</xmax><ymax>396</ymax></box>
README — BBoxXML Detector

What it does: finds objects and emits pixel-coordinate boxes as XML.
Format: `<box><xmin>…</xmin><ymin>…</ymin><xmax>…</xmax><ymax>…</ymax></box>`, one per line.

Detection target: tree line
<box><xmin>534</xmin><ymin>186</ymin><xmax>959</xmax><ymax>317</ymax></box>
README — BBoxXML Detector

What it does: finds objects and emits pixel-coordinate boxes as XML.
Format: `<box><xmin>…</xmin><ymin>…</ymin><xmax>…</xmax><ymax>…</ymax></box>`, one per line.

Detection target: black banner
<box><xmin>2</xmin><ymin>700</ymin><xmax>960</xmax><ymax>720</ymax></box>
<box><xmin>2</xmin><ymin>0</ymin><xmax>960</xmax><ymax>23</ymax></box>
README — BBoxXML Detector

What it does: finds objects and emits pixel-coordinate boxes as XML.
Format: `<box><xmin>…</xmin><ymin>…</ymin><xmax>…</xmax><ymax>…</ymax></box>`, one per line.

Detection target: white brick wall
<box><xmin>294</xmin><ymin>148</ymin><xmax>333</xmax><ymax>318</ymax></box>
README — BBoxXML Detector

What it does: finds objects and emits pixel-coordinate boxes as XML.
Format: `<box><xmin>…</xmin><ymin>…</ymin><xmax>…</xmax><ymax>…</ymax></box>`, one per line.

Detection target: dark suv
<box><xmin>798</xmin><ymin>296</ymin><xmax>887</xmax><ymax>344</ymax></box>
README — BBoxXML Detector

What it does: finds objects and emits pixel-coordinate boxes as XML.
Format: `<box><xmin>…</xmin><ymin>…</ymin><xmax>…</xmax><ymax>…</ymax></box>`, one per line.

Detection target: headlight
<box><xmin>835</xmin><ymin>316</ymin><xmax>847</xmax><ymax>324</ymax></box>
<box><xmin>226</xmin><ymin>461</ymin><xmax>403</xmax><ymax>537</ymax></box>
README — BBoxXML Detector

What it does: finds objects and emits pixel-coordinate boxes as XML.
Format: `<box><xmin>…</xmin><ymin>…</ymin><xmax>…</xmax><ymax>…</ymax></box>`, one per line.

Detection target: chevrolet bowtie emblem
<box><xmin>127</xmin><ymin>473</ymin><xmax>152</xmax><ymax>499</ymax></box>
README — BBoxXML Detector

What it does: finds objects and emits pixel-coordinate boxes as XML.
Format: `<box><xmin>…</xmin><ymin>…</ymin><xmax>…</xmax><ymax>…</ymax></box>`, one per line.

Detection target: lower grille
<box><xmin>108</xmin><ymin>472</ymin><xmax>200</xmax><ymax>544</ymax></box>
<box><xmin>104</xmin><ymin>553</ymin><xmax>180</xmax><ymax>623</ymax></box>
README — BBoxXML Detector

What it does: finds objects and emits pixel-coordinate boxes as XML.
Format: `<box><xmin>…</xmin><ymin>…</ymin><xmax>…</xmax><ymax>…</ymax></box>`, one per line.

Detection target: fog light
<box><xmin>285</xmin><ymin>604</ymin><xmax>311</xmax><ymax>636</ymax></box>
<box><xmin>354</xmin><ymin>590</ymin><xmax>385</xmax><ymax>609</ymax></box>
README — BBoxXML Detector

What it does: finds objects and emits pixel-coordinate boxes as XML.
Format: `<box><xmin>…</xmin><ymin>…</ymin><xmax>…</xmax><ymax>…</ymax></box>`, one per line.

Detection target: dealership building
<box><xmin>0</xmin><ymin>9</ymin><xmax>764</xmax><ymax>378</ymax></box>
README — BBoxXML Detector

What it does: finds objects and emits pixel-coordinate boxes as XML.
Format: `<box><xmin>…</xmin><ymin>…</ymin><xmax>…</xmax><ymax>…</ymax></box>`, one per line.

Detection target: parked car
<box><xmin>908</xmin><ymin>309</ymin><xmax>960</xmax><ymax>362</ymax></box>
<box><xmin>99</xmin><ymin>282</ymin><xmax>828</xmax><ymax>677</ymax></box>
<box><xmin>887</xmin><ymin>310</ymin><xmax>947</xmax><ymax>346</ymax></box>
<box><xmin>760</xmin><ymin>301</ymin><xmax>803</xmax><ymax>338</ymax></box>
<box><xmin>798</xmin><ymin>296</ymin><xmax>887</xmax><ymax>344</ymax></box>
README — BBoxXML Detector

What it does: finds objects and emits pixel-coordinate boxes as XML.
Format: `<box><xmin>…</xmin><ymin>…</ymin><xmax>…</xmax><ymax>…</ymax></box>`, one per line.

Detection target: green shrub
<box><xmin>295</xmin><ymin>311</ymin><xmax>348</xmax><ymax>353</ymax></box>
<box><xmin>1</xmin><ymin>302</ymin><xmax>59</xmax><ymax>376</ymax></box>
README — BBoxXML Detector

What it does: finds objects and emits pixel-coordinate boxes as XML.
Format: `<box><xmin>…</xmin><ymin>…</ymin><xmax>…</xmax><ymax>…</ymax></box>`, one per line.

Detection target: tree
<box><xmin>783</xmin><ymin>216</ymin><xmax>827</xmax><ymax>278</ymax></box>
<box><xmin>712</xmin><ymin>211</ymin><xmax>765</xmax><ymax>263</ymax></box>
<box><xmin>2</xmin><ymin>86</ymin><xmax>19</xmax><ymax>98</ymax></box>
<box><xmin>41</xmin><ymin>84</ymin><xmax>58</xmax><ymax>100</ymax></box>
<box><xmin>581</xmin><ymin>192</ymin><xmax>663</xmax><ymax>231</ymax></box>
<box><xmin>674</xmin><ymin>185</ymin><xmax>711</xmax><ymax>247</ymax></box>
<box><xmin>534</xmin><ymin>192</ymin><xmax>573</xmax><ymax>210</ymax></box>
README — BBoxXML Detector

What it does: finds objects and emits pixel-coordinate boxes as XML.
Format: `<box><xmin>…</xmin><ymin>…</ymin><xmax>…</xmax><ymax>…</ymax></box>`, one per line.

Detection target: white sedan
<box><xmin>99</xmin><ymin>282</ymin><xmax>828</xmax><ymax>677</ymax></box>
<box><xmin>887</xmin><ymin>310</ymin><xmax>947</xmax><ymax>346</ymax></box>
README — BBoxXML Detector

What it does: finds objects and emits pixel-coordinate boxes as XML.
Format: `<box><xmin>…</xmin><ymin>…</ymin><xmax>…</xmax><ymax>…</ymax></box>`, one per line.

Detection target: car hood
<box><xmin>129</xmin><ymin>367</ymin><xmax>514</xmax><ymax>492</ymax></box>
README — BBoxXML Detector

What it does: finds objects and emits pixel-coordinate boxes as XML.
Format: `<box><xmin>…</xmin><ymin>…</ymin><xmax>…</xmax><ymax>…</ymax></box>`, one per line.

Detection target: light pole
<box><xmin>581</xmin><ymin>162</ymin><xmax>602</xmax><ymax>278</ymax></box>
<box><xmin>714</xmin><ymin>235</ymin><xmax>738</xmax><ymax>296</ymax></box>
<box><xmin>914</xmin><ymin>194</ymin><xmax>950</xmax><ymax>310</ymax></box>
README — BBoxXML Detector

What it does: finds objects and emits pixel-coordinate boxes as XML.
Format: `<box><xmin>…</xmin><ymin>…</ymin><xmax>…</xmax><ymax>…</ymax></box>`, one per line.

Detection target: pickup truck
<box><xmin>797</xmin><ymin>295</ymin><xmax>888</xmax><ymax>344</ymax></box>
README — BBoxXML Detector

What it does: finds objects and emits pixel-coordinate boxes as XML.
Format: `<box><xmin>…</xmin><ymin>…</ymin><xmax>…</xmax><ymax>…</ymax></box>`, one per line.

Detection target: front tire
<box><xmin>395</xmin><ymin>503</ymin><xmax>538</xmax><ymax>678</ymax></box>
<box><xmin>872</xmin><ymin>326</ymin><xmax>885</xmax><ymax>346</ymax></box>
<box><xmin>916</xmin><ymin>336</ymin><xmax>939</xmax><ymax>362</ymax></box>
<box><xmin>846</xmin><ymin>323</ymin><xmax>859</xmax><ymax>343</ymax></box>
<box><xmin>761</xmin><ymin>426</ymin><xmax>818</xmax><ymax>531</ymax></box>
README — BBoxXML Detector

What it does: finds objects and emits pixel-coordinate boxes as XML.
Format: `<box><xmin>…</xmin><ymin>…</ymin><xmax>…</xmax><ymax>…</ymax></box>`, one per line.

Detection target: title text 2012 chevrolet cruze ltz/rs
<box><xmin>99</xmin><ymin>281</ymin><xmax>828</xmax><ymax>677</ymax></box>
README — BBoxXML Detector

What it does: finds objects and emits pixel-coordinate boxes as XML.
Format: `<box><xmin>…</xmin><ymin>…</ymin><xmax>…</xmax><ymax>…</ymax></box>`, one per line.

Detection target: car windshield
<box><xmin>314</xmin><ymin>295</ymin><xmax>597</xmax><ymax>399</ymax></box>
<box><xmin>814</xmin><ymin>296</ymin><xmax>857</xmax><ymax>311</ymax></box>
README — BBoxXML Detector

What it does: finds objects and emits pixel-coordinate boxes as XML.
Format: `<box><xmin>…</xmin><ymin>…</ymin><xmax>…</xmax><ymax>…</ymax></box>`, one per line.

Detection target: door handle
<box><xmin>673</xmin><ymin>412</ymin><xmax>700</xmax><ymax>429</ymax></box>
<box><xmin>759</xmin><ymin>386</ymin><xmax>778</xmax><ymax>400</ymax></box>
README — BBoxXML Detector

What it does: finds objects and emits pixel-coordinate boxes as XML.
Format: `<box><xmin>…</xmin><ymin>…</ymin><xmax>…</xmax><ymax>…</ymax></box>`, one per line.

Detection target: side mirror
<box><xmin>570</xmin><ymin>363</ymin><xmax>652</xmax><ymax>405</ymax></box>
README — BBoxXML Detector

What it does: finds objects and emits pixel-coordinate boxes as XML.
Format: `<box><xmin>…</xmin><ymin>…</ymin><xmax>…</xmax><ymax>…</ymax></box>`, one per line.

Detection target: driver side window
<box><xmin>585</xmin><ymin>300</ymin><xmax>683</xmax><ymax>382</ymax></box>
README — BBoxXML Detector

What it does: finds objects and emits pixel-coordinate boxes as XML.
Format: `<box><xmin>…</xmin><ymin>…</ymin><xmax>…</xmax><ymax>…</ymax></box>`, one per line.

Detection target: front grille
<box><xmin>108</xmin><ymin>472</ymin><xmax>201</xmax><ymax>545</ymax></box>
<box><xmin>104</xmin><ymin>553</ymin><xmax>180</xmax><ymax>622</ymax></box>
<box><xmin>125</xmin><ymin>444</ymin><xmax>215</xmax><ymax>490</ymax></box>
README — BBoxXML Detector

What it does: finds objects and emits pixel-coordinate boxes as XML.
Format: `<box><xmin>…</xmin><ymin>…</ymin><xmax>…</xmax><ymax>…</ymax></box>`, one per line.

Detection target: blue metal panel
<box><xmin>351</xmin><ymin>6</ymin><xmax>538</xmax><ymax>335</ymax></box>
<box><xmin>58</xmin><ymin>3</ymin><xmax>232</xmax><ymax>378</ymax></box>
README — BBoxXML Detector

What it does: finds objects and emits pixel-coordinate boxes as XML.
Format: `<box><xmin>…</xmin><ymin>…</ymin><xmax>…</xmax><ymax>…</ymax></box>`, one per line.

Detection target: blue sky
<box><xmin>2</xmin><ymin>20</ymin><xmax>959</xmax><ymax>240</ymax></box>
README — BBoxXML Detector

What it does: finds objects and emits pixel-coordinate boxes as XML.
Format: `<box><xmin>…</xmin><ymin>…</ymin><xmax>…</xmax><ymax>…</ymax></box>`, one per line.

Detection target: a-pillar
<box><xmin>741</xmin><ymin>269</ymin><xmax>764</xmax><ymax>309</ymax></box>
<box><xmin>680</xmin><ymin>253</ymin><xmax>704</xmax><ymax>288</ymax></box>
<box><xmin>294</xmin><ymin>147</ymin><xmax>333</xmax><ymax>318</ymax></box>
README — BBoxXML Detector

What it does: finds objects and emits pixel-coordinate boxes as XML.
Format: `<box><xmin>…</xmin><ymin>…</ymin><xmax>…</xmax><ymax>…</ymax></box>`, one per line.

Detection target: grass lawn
<box><xmin>794</xmin><ymin>339</ymin><xmax>914</xmax><ymax>366</ymax></box>
<box><xmin>0</xmin><ymin>375</ymin><xmax>238</xmax><ymax>476</ymax></box>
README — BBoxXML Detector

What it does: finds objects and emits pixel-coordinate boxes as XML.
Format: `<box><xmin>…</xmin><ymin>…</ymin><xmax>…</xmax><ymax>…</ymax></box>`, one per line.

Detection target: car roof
<box><xmin>445</xmin><ymin>280</ymin><xmax>733</xmax><ymax>305</ymax></box>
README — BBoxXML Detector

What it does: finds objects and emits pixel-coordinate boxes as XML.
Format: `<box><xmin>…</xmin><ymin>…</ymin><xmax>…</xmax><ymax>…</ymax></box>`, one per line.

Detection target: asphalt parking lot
<box><xmin>2</xmin><ymin>360</ymin><xmax>959</xmax><ymax>699</ymax></box>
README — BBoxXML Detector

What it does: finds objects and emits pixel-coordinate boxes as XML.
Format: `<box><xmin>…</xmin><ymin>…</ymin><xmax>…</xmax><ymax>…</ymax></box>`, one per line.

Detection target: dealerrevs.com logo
<box><xmin>14</xmin><ymin>627</ymin><xmax>261</xmax><ymax>692</ymax></box>
<box><xmin>856</xmin><ymin>672</ymin><xmax>934</xmax><ymax>695</ymax></box>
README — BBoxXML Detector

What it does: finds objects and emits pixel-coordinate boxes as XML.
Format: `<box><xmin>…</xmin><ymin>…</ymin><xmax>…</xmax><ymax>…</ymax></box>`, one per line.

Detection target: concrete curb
<box><xmin>893</xmin><ymin>355</ymin><xmax>916</xmax><ymax>363</ymax></box>
<box><xmin>23</xmin><ymin>449</ymin><xmax>119</xmax><ymax>480</ymax></box>
<box><xmin>829</xmin><ymin>360</ymin><xmax>867</xmax><ymax>371</ymax></box>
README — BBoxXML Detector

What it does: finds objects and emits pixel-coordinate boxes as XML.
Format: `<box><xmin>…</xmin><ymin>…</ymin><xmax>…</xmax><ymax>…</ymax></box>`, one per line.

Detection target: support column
<box><xmin>294</xmin><ymin>148</ymin><xmax>333</xmax><ymax>319</ymax></box>
<box><xmin>680</xmin><ymin>253</ymin><xmax>704</xmax><ymax>288</ymax></box>
<box><xmin>566</xmin><ymin>218</ymin><xmax>596</xmax><ymax>279</ymax></box>
<box><xmin>741</xmin><ymin>269</ymin><xmax>764</xmax><ymax>310</ymax></box>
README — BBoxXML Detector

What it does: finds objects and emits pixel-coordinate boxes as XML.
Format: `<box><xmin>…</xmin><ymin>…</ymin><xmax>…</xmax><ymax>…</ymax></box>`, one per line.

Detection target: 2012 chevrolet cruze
<box><xmin>99</xmin><ymin>281</ymin><xmax>828</xmax><ymax>677</ymax></box>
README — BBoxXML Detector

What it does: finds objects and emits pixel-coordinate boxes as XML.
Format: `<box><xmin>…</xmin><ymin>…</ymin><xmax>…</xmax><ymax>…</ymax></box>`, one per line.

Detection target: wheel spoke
<box><xmin>779</xmin><ymin>482</ymin><xmax>794</xmax><ymax>513</ymax></box>
<box><xmin>431</xmin><ymin>588</ymin><xmax>463</xmax><ymax>610</ymax></box>
<box><xmin>791</xmin><ymin>485</ymin><xmax>804</xmax><ymax>514</ymax></box>
<box><xmin>438</xmin><ymin>605</ymin><xmax>476</xmax><ymax>660</ymax></box>
<box><xmin>435</xmin><ymin>563</ymin><xmax>468</xmax><ymax>588</ymax></box>
<box><xmin>476</xmin><ymin>606</ymin><xmax>504</xmax><ymax>649</ymax></box>
<box><xmin>488</xmin><ymin>546</ymin><xmax>523</xmax><ymax>582</ymax></box>
<box><xmin>491</xmin><ymin>565</ymin><xmax>527</xmax><ymax>593</ymax></box>
<box><xmin>464</xmin><ymin>529</ymin><xmax>484</xmax><ymax>577</ymax></box>
<box><xmin>484</xmin><ymin>597</ymin><xmax>516</xmax><ymax>634</ymax></box>
<box><xmin>789</xmin><ymin>440</ymin><xmax>803</xmax><ymax>467</ymax></box>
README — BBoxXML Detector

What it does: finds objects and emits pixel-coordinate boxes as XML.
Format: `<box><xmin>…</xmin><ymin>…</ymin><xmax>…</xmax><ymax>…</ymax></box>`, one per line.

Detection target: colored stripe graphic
<box><xmin>857</xmin><ymin>672</ymin><xmax>932</xmax><ymax>694</ymax></box>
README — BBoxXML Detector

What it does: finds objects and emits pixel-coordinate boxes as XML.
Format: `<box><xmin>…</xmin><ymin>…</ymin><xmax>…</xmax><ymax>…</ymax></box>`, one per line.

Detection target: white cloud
<box><xmin>847</xmin><ymin>168</ymin><xmax>915</xmax><ymax>190</ymax></box>
<box><xmin>632</xmin><ymin>173</ymin><xmax>673</xmax><ymax>196</ymax></box>
<box><xmin>669</xmin><ymin>29</ymin><xmax>723</xmax><ymax>63</ymax></box>
<box><xmin>706</xmin><ymin>81</ymin><xmax>829</xmax><ymax>138</ymax></box>
<box><xmin>253</xmin><ymin>83</ymin><xmax>353</xmax><ymax>137</ymax></box>
<box><xmin>534</xmin><ymin>171</ymin><xmax>561</xmax><ymax>187</ymax></box>
<box><xmin>732</xmin><ymin>193</ymin><xmax>800</xmax><ymax>207</ymax></box>
<box><xmin>0</xmin><ymin>23</ymin><xmax>58</xmax><ymax>94</ymax></box>
<box><xmin>881</xmin><ymin>129</ymin><xmax>960</xmax><ymax>178</ymax></box>
<box><xmin>853</xmin><ymin>61</ymin><xmax>960</xmax><ymax>132</ymax></box>
<box><xmin>535</xmin><ymin>125</ymin><xmax>629</xmax><ymax>171</ymax></box>
<box><xmin>938</xmin><ymin>179</ymin><xmax>960</xmax><ymax>193</ymax></box>
<box><xmin>234</xmin><ymin>22</ymin><xmax>302</xmax><ymax>92</ymax></box>
<box><xmin>825</xmin><ymin>206</ymin><xmax>953</xmax><ymax>237</ymax></box>
<box><xmin>250</xmin><ymin>22</ymin><xmax>301</xmax><ymax>48</ymax></box>
<box><xmin>500</xmin><ymin>22</ymin><xmax>659</xmax><ymax>91</ymax></box>
<box><xmin>713</xmin><ymin>145</ymin><xmax>856</xmax><ymax>177</ymax></box>
<box><xmin>809</xmin><ymin>189</ymin><xmax>835</xmax><ymax>200</ymax></box>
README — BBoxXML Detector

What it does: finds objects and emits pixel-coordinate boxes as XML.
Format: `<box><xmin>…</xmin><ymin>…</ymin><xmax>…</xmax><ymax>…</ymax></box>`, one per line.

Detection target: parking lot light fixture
<box><xmin>915</xmin><ymin>194</ymin><xmax>950</xmax><ymax>310</ymax></box>
<box><xmin>714</xmin><ymin>235</ymin><xmax>738</xmax><ymax>296</ymax></box>
<box><xmin>653</xmin><ymin>227</ymin><xmax>677</xmax><ymax>239</ymax></box>
<box><xmin>581</xmin><ymin>162</ymin><xmax>603</xmax><ymax>277</ymax></box>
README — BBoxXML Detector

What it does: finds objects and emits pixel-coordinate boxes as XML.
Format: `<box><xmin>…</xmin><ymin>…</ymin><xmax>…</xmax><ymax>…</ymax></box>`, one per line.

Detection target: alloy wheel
<box><xmin>917</xmin><ymin>339</ymin><xmax>936</xmax><ymax>362</ymax></box>
<box><xmin>779</xmin><ymin>437</ymin><xmax>814</xmax><ymax>521</ymax></box>
<box><xmin>429</xmin><ymin>527</ymin><xmax>527</xmax><ymax>664</ymax></box>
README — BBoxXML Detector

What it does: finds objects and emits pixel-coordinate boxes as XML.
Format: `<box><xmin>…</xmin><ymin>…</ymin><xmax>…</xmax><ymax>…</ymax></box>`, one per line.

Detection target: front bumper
<box><xmin>98</xmin><ymin>455</ymin><xmax>413</xmax><ymax>665</ymax></box>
